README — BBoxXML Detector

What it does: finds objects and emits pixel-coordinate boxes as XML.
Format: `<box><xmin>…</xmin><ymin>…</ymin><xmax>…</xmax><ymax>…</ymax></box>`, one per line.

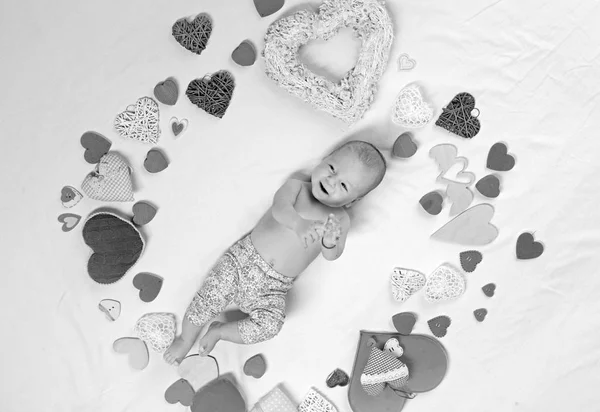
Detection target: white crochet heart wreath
<box><xmin>263</xmin><ymin>0</ymin><xmax>394</xmax><ymax>124</ymax></box>
<box><xmin>114</xmin><ymin>96</ymin><xmax>160</xmax><ymax>144</ymax></box>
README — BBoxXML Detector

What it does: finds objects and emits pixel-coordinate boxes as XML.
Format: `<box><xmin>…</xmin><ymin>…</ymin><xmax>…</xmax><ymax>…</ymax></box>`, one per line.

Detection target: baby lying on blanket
<box><xmin>164</xmin><ymin>140</ymin><xmax>387</xmax><ymax>364</ymax></box>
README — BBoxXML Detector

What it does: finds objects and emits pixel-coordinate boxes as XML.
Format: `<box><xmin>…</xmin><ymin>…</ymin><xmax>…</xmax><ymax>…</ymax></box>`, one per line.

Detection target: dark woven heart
<box><xmin>186</xmin><ymin>71</ymin><xmax>235</xmax><ymax>118</ymax></box>
<box><xmin>82</xmin><ymin>212</ymin><xmax>144</xmax><ymax>284</ymax></box>
<box><xmin>172</xmin><ymin>14</ymin><xmax>212</xmax><ymax>55</ymax></box>
<box><xmin>326</xmin><ymin>368</ymin><xmax>349</xmax><ymax>388</ymax></box>
<box><xmin>435</xmin><ymin>92</ymin><xmax>481</xmax><ymax>139</ymax></box>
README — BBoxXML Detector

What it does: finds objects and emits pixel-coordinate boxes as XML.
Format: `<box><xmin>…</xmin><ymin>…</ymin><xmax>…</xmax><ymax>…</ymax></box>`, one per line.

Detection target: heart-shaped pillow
<box><xmin>392</xmin><ymin>84</ymin><xmax>433</xmax><ymax>128</ymax></box>
<box><xmin>81</xmin><ymin>153</ymin><xmax>134</xmax><ymax>202</ymax></box>
<box><xmin>424</xmin><ymin>264</ymin><xmax>466</xmax><ymax>303</ymax></box>
<box><xmin>114</xmin><ymin>96</ymin><xmax>160</xmax><ymax>144</ymax></box>
<box><xmin>360</xmin><ymin>345</ymin><xmax>409</xmax><ymax>396</ymax></box>
<box><xmin>82</xmin><ymin>211</ymin><xmax>145</xmax><ymax>284</ymax></box>
<box><xmin>134</xmin><ymin>312</ymin><xmax>176</xmax><ymax>353</ymax></box>
<box><xmin>262</xmin><ymin>0</ymin><xmax>394</xmax><ymax>123</ymax></box>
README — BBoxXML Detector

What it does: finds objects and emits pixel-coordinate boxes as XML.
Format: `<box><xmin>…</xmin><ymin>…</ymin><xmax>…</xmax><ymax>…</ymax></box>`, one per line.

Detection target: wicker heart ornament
<box><xmin>114</xmin><ymin>97</ymin><xmax>160</xmax><ymax>144</ymax></box>
<box><xmin>186</xmin><ymin>71</ymin><xmax>235</xmax><ymax>118</ymax></box>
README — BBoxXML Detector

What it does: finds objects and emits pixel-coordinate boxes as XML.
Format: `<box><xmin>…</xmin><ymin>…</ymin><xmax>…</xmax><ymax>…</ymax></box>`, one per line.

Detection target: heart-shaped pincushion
<box><xmin>82</xmin><ymin>212</ymin><xmax>145</xmax><ymax>284</ymax></box>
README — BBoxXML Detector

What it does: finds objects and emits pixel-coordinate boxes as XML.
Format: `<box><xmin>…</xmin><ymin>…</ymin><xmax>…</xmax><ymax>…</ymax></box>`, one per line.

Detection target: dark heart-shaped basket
<box><xmin>186</xmin><ymin>71</ymin><xmax>235</xmax><ymax>118</ymax></box>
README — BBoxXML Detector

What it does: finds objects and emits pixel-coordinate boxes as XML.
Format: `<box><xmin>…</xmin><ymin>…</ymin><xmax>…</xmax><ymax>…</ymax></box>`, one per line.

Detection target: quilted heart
<box><xmin>516</xmin><ymin>232</ymin><xmax>544</xmax><ymax>259</ymax></box>
<box><xmin>390</xmin><ymin>267</ymin><xmax>426</xmax><ymax>303</ymax></box>
<box><xmin>392</xmin><ymin>84</ymin><xmax>433</xmax><ymax>128</ymax></box>
<box><xmin>459</xmin><ymin>250</ymin><xmax>483</xmax><ymax>273</ymax></box>
<box><xmin>113</xmin><ymin>337</ymin><xmax>149</xmax><ymax>370</ymax></box>
<box><xmin>134</xmin><ymin>312</ymin><xmax>176</xmax><ymax>353</ymax></box>
<box><xmin>81</xmin><ymin>152</ymin><xmax>134</xmax><ymax>202</ymax></box>
<box><xmin>82</xmin><ymin>212</ymin><xmax>145</xmax><ymax>284</ymax></box>
<box><xmin>186</xmin><ymin>71</ymin><xmax>235</xmax><ymax>118</ymax></box>
<box><xmin>431</xmin><ymin>203</ymin><xmax>499</xmax><ymax>246</ymax></box>
<box><xmin>251</xmin><ymin>386</ymin><xmax>297</xmax><ymax>412</ymax></box>
<box><xmin>132</xmin><ymin>272</ymin><xmax>163</xmax><ymax>302</ymax></box>
<box><xmin>165</xmin><ymin>379</ymin><xmax>195</xmax><ymax>407</ymax></box>
<box><xmin>263</xmin><ymin>0</ymin><xmax>393</xmax><ymax>123</ymax></box>
<box><xmin>326</xmin><ymin>368</ymin><xmax>349</xmax><ymax>388</ymax></box>
<box><xmin>360</xmin><ymin>346</ymin><xmax>409</xmax><ymax>396</ymax></box>
<box><xmin>299</xmin><ymin>389</ymin><xmax>338</xmax><ymax>412</ymax></box>
<box><xmin>178</xmin><ymin>354</ymin><xmax>219</xmax><ymax>391</ymax></box>
<box><xmin>427</xmin><ymin>315</ymin><xmax>451</xmax><ymax>338</ymax></box>
<box><xmin>435</xmin><ymin>92</ymin><xmax>481</xmax><ymax>138</ymax></box>
<box><xmin>244</xmin><ymin>354</ymin><xmax>267</xmax><ymax>379</ymax></box>
<box><xmin>424</xmin><ymin>263</ymin><xmax>466</xmax><ymax>302</ymax></box>
<box><xmin>114</xmin><ymin>96</ymin><xmax>160</xmax><ymax>144</ymax></box>
<box><xmin>172</xmin><ymin>13</ymin><xmax>212</xmax><ymax>55</ymax></box>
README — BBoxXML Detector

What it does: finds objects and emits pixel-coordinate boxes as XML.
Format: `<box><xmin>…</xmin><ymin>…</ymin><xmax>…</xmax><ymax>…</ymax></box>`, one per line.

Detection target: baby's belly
<box><xmin>250</xmin><ymin>210</ymin><xmax>320</xmax><ymax>278</ymax></box>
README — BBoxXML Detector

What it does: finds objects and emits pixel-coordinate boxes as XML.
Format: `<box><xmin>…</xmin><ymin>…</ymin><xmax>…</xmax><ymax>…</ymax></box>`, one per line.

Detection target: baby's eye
<box><xmin>342</xmin><ymin>183</ymin><xmax>347</xmax><ymax>191</ymax></box>
<box><xmin>329</xmin><ymin>165</ymin><xmax>334</xmax><ymax>172</ymax></box>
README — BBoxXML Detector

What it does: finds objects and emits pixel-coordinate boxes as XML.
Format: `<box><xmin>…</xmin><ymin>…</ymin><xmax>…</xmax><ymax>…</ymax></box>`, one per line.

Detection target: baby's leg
<box><xmin>164</xmin><ymin>253</ymin><xmax>239</xmax><ymax>365</ymax></box>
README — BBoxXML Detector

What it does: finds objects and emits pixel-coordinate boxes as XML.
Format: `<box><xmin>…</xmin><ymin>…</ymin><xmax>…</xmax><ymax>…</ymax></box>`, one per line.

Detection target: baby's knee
<box><xmin>240</xmin><ymin>311</ymin><xmax>284</xmax><ymax>344</ymax></box>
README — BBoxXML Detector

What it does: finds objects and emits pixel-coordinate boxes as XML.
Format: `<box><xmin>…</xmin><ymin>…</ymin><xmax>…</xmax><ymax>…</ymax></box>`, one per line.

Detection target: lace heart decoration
<box><xmin>390</xmin><ymin>267</ymin><xmax>426</xmax><ymax>303</ymax></box>
<box><xmin>392</xmin><ymin>84</ymin><xmax>434</xmax><ymax>128</ymax></box>
<box><xmin>263</xmin><ymin>0</ymin><xmax>394</xmax><ymax>123</ymax></box>
<box><xmin>424</xmin><ymin>263</ymin><xmax>466</xmax><ymax>303</ymax></box>
<box><xmin>134</xmin><ymin>312</ymin><xmax>176</xmax><ymax>353</ymax></box>
<box><xmin>81</xmin><ymin>153</ymin><xmax>134</xmax><ymax>202</ymax></box>
<box><xmin>114</xmin><ymin>96</ymin><xmax>160</xmax><ymax>144</ymax></box>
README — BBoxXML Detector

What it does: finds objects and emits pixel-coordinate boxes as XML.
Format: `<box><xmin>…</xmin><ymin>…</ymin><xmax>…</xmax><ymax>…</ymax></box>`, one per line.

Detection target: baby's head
<box><xmin>311</xmin><ymin>140</ymin><xmax>386</xmax><ymax>208</ymax></box>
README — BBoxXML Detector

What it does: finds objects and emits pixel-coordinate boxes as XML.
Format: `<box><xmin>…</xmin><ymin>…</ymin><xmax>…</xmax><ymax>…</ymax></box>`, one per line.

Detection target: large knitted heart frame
<box><xmin>262</xmin><ymin>0</ymin><xmax>394</xmax><ymax>123</ymax></box>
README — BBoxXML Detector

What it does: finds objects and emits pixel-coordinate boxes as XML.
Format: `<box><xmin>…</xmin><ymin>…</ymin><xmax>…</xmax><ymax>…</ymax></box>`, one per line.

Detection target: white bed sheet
<box><xmin>2</xmin><ymin>0</ymin><xmax>600</xmax><ymax>411</ymax></box>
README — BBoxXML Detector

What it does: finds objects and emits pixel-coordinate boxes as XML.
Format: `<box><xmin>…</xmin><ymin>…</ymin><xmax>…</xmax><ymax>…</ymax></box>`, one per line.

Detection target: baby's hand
<box><xmin>322</xmin><ymin>213</ymin><xmax>342</xmax><ymax>248</ymax></box>
<box><xmin>295</xmin><ymin>219</ymin><xmax>325</xmax><ymax>248</ymax></box>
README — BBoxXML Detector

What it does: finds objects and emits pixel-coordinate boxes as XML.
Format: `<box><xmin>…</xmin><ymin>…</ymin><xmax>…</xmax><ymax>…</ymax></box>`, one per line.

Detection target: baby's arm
<box><xmin>321</xmin><ymin>212</ymin><xmax>350</xmax><ymax>261</ymax></box>
<box><xmin>271</xmin><ymin>179</ymin><xmax>304</xmax><ymax>231</ymax></box>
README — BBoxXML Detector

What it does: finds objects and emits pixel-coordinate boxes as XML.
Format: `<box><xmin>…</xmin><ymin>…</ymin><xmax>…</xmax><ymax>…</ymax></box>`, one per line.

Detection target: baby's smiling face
<box><xmin>310</xmin><ymin>148</ymin><xmax>378</xmax><ymax>208</ymax></box>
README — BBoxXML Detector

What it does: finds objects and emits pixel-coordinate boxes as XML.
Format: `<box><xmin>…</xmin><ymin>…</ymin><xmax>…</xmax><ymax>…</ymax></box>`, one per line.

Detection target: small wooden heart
<box><xmin>392</xmin><ymin>312</ymin><xmax>417</xmax><ymax>335</ymax></box>
<box><xmin>132</xmin><ymin>272</ymin><xmax>163</xmax><ymax>302</ymax></box>
<box><xmin>254</xmin><ymin>0</ymin><xmax>284</xmax><ymax>17</ymax></box>
<box><xmin>397</xmin><ymin>53</ymin><xmax>416</xmax><ymax>71</ymax></box>
<box><xmin>420</xmin><ymin>191</ymin><xmax>444</xmax><ymax>215</ymax></box>
<box><xmin>165</xmin><ymin>379</ymin><xmax>194</xmax><ymax>407</ymax></box>
<box><xmin>427</xmin><ymin>315</ymin><xmax>451</xmax><ymax>338</ymax></box>
<box><xmin>98</xmin><ymin>299</ymin><xmax>121</xmax><ymax>321</ymax></box>
<box><xmin>326</xmin><ymin>368</ymin><xmax>349</xmax><ymax>388</ymax></box>
<box><xmin>132</xmin><ymin>201</ymin><xmax>157</xmax><ymax>226</ymax></box>
<box><xmin>476</xmin><ymin>174</ymin><xmax>501</xmax><ymax>198</ymax></box>
<box><xmin>154</xmin><ymin>78</ymin><xmax>178</xmax><ymax>106</ymax></box>
<box><xmin>178</xmin><ymin>354</ymin><xmax>219</xmax><ymax>391</ymax></box>
<box><xmin>58</xmin><ymin>213</ymin><xmax>81</xmax><ymax>232</ymax></box>
<box><xmin>486</xmin><ymin>142</ymin><xmax>515</xmax><ymax>171</ymax></box>
<box><xmin>459</xmin><ymin>250</ymin><xmax>482</xmax><ymax>273</ymax></box>
<box><xmin>232</xmin><ymin>40</ymin><xmax>256</xmax><ymax>66</ymax></box>
<box><xmin>61</xmin><ymin>186</ymin><xmax>83</xmax><ymax>208</ymax></box>
<box><xmin>144</xmin><ymin>148</ymin><xmax>169</xmax><ymax>173</ymax></box>
<box><xmin>392</xmin><ymin>132</ymin><xmax>418</xmax><ymax>158</ymax></box>
<box><xmin>243</xmin><ymin>354</ymin><xmax>267</xmax><ymax>379</ymax></box>
<box><xmin>516</xmin><ymin>232</ymin><xmax>544</xmax><ymax>259</ymax></box>
<box><xmin>384</xmin><ymin>337</ymin><xmax>404</xmax><ymax>357</ymax></box>
<box><xmin>170</xmin><ymin>117</ymin><xmax>188</xmax><ymax>137</ymax></box>
<box><xmin>80</xmin><ymin>131</ymin><xmax>112</xmax><ymax>164</ymax></box>
<box><xmin>113</xmin><ymin>337</ymin><xmax>149</xmax><ymax>370</ymax></box>
<box><xmin>474</xmin><ymin>308</ymin><xmax>487</xmax><ymax>322</ymax></box>
<box><xmin>482</xmin><ymin>283</ymin><xmax>496</xmax><ymax>297</ymax></box>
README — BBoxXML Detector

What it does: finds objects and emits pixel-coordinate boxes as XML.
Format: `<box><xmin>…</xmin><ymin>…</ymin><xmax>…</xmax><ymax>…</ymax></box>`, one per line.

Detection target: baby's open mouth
<box><xmin>320</xmin><ymin>182</ymin><xmax>329</xmax><ymax>195</ymax></box>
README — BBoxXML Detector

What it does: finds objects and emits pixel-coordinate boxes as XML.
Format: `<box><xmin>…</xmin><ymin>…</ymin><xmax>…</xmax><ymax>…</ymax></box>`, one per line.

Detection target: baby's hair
<box><xmin>330</xmin><ymin>140</ymin><xmax>387</xmax><ymax>194</ymax></box>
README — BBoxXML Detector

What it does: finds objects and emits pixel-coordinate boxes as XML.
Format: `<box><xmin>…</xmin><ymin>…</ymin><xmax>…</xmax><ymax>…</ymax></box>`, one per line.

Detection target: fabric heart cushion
<box><xmin>134</xmin><ymin>312</ymin><xmax>176</xmax><ymax>353</ymax></box>
<box><xmin>360</xmin><ymin>345</ymin><xmax>409</xmax><ymax>396</ymax></box>
<box><xmin>262</xmin><ymin>0</ymin><xmax>393</xmax><ymax>123</ymax></box>
<box><xmin>82</xmin><ymin>211</ymin><xmax>145</xmax><ymax>284</ymax></box>
<box><xmin>250</xmin><ymin>386</ymin><xmax>297</xmax><ymax>412</ymax></box>
<box><xmin>81</xmin><ymin>153</ymin><xmax>134</xmax><ymax>202</ymax></box>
